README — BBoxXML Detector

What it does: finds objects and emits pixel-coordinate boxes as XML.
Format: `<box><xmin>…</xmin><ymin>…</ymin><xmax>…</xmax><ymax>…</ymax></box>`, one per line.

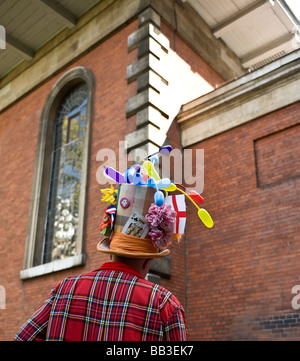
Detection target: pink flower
<box><xmin>145</xmin><ymin>203</ymin><xmax>177</xmax><ymax>248</ymax></box>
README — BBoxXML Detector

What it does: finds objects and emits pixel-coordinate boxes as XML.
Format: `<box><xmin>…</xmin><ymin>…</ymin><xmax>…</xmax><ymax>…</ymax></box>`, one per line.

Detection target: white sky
<box><xmin>284</xmin><ymin>0</ymin><xmax>300</xmax><ymax>21</ymax></box>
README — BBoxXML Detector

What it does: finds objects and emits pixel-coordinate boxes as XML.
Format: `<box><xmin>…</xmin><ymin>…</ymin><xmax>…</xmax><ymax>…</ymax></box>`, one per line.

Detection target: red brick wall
<box><xmin>5</xmin><ymin>11</ymin><xmax>298</xmax><ymax>342</ymax></box>
<box><xmin>0</xmin><ymin>13</ymin><xmax>225</xmax><ymax>340</ymax></box>
<box><xmin>0</xmin><ymin>19</ymin><xmax>139</xmax><ymax>341</ymax></box>
<box><xmin>185</xmin><ymin>101</ymin><xmax>300</xmax><ymax>340</ymax></box>
<box><xmin>3</xmin><ymin>10</ymin><xmax>298</xmax><ymax>342</ymax></box>
<box><xmin>158</xmin><ymin>22</ymin><xmax>224</xmax><ymax>309</ymax></box>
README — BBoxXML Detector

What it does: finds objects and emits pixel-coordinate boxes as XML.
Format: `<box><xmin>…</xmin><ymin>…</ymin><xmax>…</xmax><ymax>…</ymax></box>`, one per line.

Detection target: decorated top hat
<box><xmin>97</xmin><ymin>146</ymin><xmax>213</xmax><ymax>258</ymax></box>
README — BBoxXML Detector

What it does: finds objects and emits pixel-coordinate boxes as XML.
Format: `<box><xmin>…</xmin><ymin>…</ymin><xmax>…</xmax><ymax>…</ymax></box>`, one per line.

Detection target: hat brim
<box><xmin>97</xmin><ymin>237</ymin><xmax>170</xmax><ymax>258</ymax></box>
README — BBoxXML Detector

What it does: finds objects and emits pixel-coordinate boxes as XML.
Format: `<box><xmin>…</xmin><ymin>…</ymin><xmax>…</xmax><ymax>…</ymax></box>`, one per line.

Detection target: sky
<box><xmin>284</xmin><ymin>0</ymin><xmax>300</xmax><ymax>22</ymax></box>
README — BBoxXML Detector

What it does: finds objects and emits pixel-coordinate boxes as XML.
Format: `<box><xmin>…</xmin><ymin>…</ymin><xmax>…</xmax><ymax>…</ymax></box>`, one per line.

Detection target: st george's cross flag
<box><xmin>165</xmin><ymin>194</ymin><xmax>186</xmax><ymax>235</ymax></box>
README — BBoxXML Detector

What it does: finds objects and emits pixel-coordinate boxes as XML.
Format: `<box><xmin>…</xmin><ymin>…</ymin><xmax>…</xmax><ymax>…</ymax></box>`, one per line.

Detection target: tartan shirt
<box><xmin>15</xmin><ymin>262</ymin><xmax>189</xmax><ymax>341</ymax></box>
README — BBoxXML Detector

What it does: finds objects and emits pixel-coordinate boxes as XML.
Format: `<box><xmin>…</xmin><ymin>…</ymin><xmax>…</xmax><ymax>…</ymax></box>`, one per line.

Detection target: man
<box><xmin>14</xmin><ymin>254</ymin><xmax>188</xmax><ymax>341</ymax></box>
<box><xmin>15</xmin><ymin>184</ymin><xmax>189</xmax><ymax>341</ymax></box>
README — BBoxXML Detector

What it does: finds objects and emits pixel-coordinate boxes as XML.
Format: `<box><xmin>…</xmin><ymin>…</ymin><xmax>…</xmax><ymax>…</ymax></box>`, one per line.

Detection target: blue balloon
<box><xmin>154</xmin><ymin>191</ymin><xmax>164</xmax><ymax>207</ymax></box>
<box><xmin>159</xmin><ymin>145</ymin><xmax>172</xmax><ymax>154</ymax></box>
<box><xmin>133</xmin><ymin>164</ymin><xmax>141</xmax><ymax>173</ymax></box>
<box><xmin>147</xmin><ymin>177</ymin><xmax>156</xmax><ymax>187</ymax></box>
<box><xmin>147</xmin><ymin>177</ymin><xmax>171</xmax><ymax>189</ymax></box>
<box><xmin>124</xmin><ymin>167</ymin><xmax>136</xmax><ymax>183</ymax></box>
<box><xmin>133</xmin><ymin>173</ymin><xmax>145</xmax><ymax>185</ymax></box>
<box><xmin>150</xmin><ymin>155</ymin><xmax>159</xmax><ymax>164</ymax></box>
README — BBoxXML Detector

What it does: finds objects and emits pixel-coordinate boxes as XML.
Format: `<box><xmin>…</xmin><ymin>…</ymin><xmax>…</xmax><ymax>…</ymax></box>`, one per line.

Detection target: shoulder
<box><xmin>50</xmin><ymin>270</ymin><xmax>99</xmax><ymax>295</ymax></box>
<box><xmin>138</xmin><ymin>278</ymin><xmax>183</xmax><ymax>316</ymax></box>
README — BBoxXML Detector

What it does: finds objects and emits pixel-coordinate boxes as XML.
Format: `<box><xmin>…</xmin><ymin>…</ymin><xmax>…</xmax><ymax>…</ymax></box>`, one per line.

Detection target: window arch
<box><xmin>21</xmin><ymin>67</ymin><xmax>94</xmax><ymax>279</ymax></box>
<box><xmin>43</xmin><ymin>83</ymin><xmax>88</xmax><ymax>264</ymax></box>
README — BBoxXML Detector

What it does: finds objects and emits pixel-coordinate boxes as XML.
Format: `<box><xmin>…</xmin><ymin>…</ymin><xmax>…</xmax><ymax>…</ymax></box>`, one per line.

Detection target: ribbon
<box><xmin>106</xmin><ymin>204</ymin><xmax>116</xmax><ymax>230</ymax></box>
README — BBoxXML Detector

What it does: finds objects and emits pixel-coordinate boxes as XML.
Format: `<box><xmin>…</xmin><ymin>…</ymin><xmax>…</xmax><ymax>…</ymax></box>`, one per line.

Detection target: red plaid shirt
<box><xmin>15</xmin><ymin>262</ymin><xmax>188</xmax><ymax>341</ymax></box>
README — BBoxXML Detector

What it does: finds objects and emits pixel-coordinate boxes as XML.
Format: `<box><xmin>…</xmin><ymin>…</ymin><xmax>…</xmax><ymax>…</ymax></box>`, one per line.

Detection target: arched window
<box><xmin>43</xmin><ymin>83</ymin><xmax>88</xmax><ymax>264</ymax></box>
<box><xmin>21</xmin><ymin>67</ymin><xmax>94</xmax><ymax>279</ymax></box>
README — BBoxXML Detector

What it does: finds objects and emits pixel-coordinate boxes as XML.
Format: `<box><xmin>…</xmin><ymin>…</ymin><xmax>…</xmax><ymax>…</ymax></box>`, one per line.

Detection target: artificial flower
<box><xmin>145</xmin><ymin>203</ymin><xmax>176</xmax><ymax>248</ymax></box>
<box><xmin>100</xmin><ymin>184</ymin><xmax>118</xmax><ymax>205</ymax></box>
<box><xmin>99</xmin><ymin>207</ymin><xmax>112</xmax><ymax>237</ymax></box>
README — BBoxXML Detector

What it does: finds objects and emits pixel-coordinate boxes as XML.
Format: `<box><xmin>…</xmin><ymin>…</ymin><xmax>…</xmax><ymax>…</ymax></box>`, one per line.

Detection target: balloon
<box><xmin>157</xmin><ymin>178</ymin><xmax>171</xmax><ymax>189</ymax></box>
<box><xmin>198</xmin><ymin>209</ymin><xmax>214</xmax><ymax>228</ymax></box>
<box><xmin>147</xmin><ymin>177</ymin><xmax>156</xmax><ymax>187</ymax></box>
<box><xmin>175</xmin><ymin>184</ymin><xmax>204</xmax><ymax>204</ymax></box>
<box><xmin>133</xmin><ymin>164</ymin><xmax>141</xmax><ymax>173</ymax></box>
<box><xmin>154</xmin><ymin>191</ymin><xmax>164</xmax><ymax>207</ymax></box>
<box><xmin>144</xmin><ymin>145</ymin><xmax>172</xmax><ymax>161</ymax></box>
<box><xmin>159</xmin><ymin>145</ymin><xmax>172</xmax><ymax>154</ymax></box>
<box><xmin>147</xmin><ymin>177</ymin><xmax>171</xmax><ymax>189</ymax></box>
<box><xmin>132</xmin><ymin>173</ymin><xmax>145</xmax><ymax>185</ymax></box>
<box><xmin>124</xmin><ymin>167</ymin><xmax>136</xmax><ymax>183</ymax></box>
<box><xmin>142</xmin><ymin>174</ymin><xmax>149</xmax><ymax>183</ymax></box>
<box><xmin>104</xmin><ymin>167</ymin><xmax>125</xmax><ymax>183</ymax></box>
<box><xmin>143</xmin><ymin>160</ymin><xmax>160</xmax><ymax>180</ymax></box>
<box><xmin>162</xmin><ymin>183</ymin><xmax>177</xmax><ymax>192</ymax></box>
<box><xmin>189</xmin><ymin>190</ymin><xmax>204</xmax><ymax>204</ymax></box>
<box><xmin>150</xmin><ymin>155</ymin><xmax>159</xmax><ymax>164</ymax></box>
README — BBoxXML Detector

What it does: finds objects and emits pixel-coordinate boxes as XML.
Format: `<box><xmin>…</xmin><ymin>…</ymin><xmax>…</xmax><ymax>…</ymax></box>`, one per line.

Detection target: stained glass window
<box><xmin>42</xmin><ymin>83</ymin><xmax>88</xmax><ymax>264</ymax></box>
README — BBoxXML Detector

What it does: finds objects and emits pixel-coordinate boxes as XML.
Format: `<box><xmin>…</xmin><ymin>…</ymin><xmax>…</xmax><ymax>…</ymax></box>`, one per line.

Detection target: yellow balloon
<box><xmin>143</xmin><ymin>161</ymin><xmax>160</xmax><ymax>180</ymax></box>
<box><xmin>198</xmin><ymin>209</ymin><xmax>214</xmax><ymax>228</ymax></box>
<box><xmin>163</xmin><ymin>183</ymin><xmax>177</xmax><ymax>192</ymax></box>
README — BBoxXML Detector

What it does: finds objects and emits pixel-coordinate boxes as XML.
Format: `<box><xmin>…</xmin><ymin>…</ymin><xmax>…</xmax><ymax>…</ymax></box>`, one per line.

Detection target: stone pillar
<box><xmin>126</xmin><ymin>7</ymin><xmax>171</xmax><ymax>155</ymax></box>
<box><xmin>126</xmin><ymin>9</ymin><xmax>174</xmax><ymax>283</ymax></box>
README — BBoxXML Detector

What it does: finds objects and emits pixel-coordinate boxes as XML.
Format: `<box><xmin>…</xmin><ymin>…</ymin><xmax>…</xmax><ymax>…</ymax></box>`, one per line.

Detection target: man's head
<box><xmin>111</xmin><ymin>255</ymin><xmax>152</xmax><ymax>278</ymax></box>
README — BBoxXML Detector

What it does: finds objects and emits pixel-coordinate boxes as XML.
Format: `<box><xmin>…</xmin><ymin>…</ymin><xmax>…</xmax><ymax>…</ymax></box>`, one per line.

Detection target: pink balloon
<box><xmin>142</xmin><ymin>174</ymin><xmax>149</xmax><ymax>183</ymax></box>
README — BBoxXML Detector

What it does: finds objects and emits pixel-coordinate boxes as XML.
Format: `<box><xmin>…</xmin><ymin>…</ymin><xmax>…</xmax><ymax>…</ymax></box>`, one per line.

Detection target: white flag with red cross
<box><xmin>165</xmin><ymin>194</ymin><xmax>186</xmax><ymax>235</ymax></box>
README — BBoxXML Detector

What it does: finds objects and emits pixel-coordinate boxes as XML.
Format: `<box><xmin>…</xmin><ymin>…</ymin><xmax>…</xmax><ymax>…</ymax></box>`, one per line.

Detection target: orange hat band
<box><xmin>110</xmin><ymin>232</ymin><xmax>159</xmax><ymax>255</ymax></box>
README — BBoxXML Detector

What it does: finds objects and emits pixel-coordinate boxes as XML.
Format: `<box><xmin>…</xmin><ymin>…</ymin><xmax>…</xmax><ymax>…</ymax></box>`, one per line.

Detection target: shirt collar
<box><xmin>96</xmin><ymin>261</ymin><xmax>144</xmax><ymax>279</ymax></box>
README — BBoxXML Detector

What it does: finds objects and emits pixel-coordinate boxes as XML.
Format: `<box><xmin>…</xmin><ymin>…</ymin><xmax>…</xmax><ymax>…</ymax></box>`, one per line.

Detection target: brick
<box><xmin>184</xmin><ymin>100</ymin><xmax>300</xmax><ymax>341</ymax></box>
<box><xmin>2</xmin><ymin>9</ymin><xmax>299</xmax><ymax>343</ymax></box>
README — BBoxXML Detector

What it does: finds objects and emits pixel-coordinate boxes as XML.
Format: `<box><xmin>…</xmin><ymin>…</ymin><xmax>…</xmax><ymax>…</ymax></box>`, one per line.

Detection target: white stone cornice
<box><xmin>178</xmin><ymin>50</ymin><xmax>300</xmax><ymax>147</ymax></box>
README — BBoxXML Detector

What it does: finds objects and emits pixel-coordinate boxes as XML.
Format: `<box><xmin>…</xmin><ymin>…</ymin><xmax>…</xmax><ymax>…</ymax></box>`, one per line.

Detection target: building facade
<box><xmin>0</xmin><ymin>0</ymin><xmax>299</xmax><ymax>340</ymax></box>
